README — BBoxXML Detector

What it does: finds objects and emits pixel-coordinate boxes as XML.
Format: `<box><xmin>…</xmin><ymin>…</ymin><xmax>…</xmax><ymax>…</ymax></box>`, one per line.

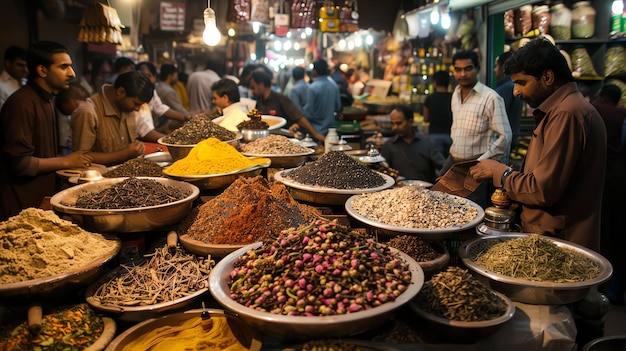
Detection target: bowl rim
<box><xmin>49</xmin><ymin>177</ymin><xmax>200</xmax><ymax>215</ymax></box>
<box><xmin>212</xmin><ymin>115</ymin><xmax>287</xmax><ymax>131</ymax></box>
<box><xmin>344</xmin><ymin>192</ymin><xmax>485</xmax><ymax>235</ymax></box>
<box><xmin>459</xmin><ymin>233</ymin><xmax>613</xmax><ymax>289</ymax></box>
<box><xmin>409</xmin><ymin>291</ymin><xmax>516</xmax><ymax>328</ymax></box>
<box><xmin>162</xmin><ymin>159</ymin><xmax>271</xmax><ymax>179</ymax></box>
<box><xmin>241</xmin><ymin>149</ymin><xmax>315</xmax><ymax>158</ymax></box>
<box><xmin>209</xmin><ymin>242</ymin><xmax>425</xmax><ymax>327</ymax></box>
<box><xmin>156</xmin><ymin>134</ymin><xmax>242</xmax><ymax>147</ymax></box>
<box><xmin>274</xmin><ymin>169</ymin><xmax>395</xmax><ymax>194</ymax></box>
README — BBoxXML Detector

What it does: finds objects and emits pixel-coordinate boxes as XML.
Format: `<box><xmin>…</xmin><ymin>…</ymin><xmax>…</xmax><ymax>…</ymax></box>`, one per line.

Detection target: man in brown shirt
<box><xmin>0</xmin><ymin>41</ymin><xmax>92</xmax><ymax>220</ymax></box>
<box><xmin>71</xmin><ymin>70</ymin><xmax>152</xmax><ymax>166</ymax></box>
<box><xmin>469</xmin><ymin>38</ymin><xmax>607</xmax><ymax>252</ymax></box>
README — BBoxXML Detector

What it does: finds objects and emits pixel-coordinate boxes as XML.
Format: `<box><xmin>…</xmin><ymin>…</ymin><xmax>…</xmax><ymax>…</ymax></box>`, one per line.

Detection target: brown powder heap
<box><xmin>0</xmin><ymin>208</ymin><xmax>119</xmax><ymax>284</ymax></box>
<box><xmin>179</xmin><ymin>176</ymin><xmax>319</xmax><ymax>245</ymax></box>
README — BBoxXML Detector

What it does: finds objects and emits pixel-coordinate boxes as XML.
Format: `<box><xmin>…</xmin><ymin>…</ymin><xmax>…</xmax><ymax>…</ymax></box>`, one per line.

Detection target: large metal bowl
<box><xmin>459</xmin><ymin>234</ymin><xmax>613</xmax><ymax>305</ymax></box>
<box><xmin>209</xmin><ymin>243</ymin><xmax>424</xmax><ymax>339</ymax></box>
<box><xmin>157</xmin><ymin>135</ymin><xmax>242</xmax><ymax>162</ymax></box>
<box><xmin>241</xmin><ymin>149</ymin><xmax>314</xmax><ymax>168</ymax></box>
<box><xmin>178</xmin><ymin>233</ymin><xmax>253</xmax><ymax>258</ymax></box>
<box><xmin>104</xmin><ymin>309</ymin><xmax>262</xmax><ymax>351</ymax></box>
<box><xmin>273</xmin><ymin>169</ymin><xmax>395</xmax><ymax>205</ymax></box>
<box><xmin>212</xmin><ymin>114</ymin><xmax>287</xmax><ymax>131</ymax></box>
<box><xmin>50</xmin><ymin>177</ymin><xmax>200</xmax><ymax>233</ymax></box>
<box><xmin>163</xmin><ymin>161</ymin><xmax>270</xmax><ymax>189</ymax></box>
<box><xmin>85</xmin><ymin>266</ymin><xmax>210</xmax><ymax>322</ymax></box>
<box><xmin>344</xmin><ymin>193</ymin><xmax>484</xmax><ymax>241</ymax></box>
<box><xmin>0</xmin><ymin>234</ymin><xmax>120</xmax><ymax>299</ymax></box>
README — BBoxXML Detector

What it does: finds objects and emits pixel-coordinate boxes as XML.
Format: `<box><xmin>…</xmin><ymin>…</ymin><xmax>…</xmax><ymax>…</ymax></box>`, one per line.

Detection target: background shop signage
<box><xmin>160</xmin><ymin>2</ymin><xmax>185</xmax><ymax>31</ymax></box>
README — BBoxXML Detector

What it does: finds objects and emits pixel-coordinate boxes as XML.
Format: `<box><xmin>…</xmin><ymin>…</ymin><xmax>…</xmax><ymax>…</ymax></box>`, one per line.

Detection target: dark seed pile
<box><xmin>414</xmin><ymin>266</ymin><xmax>508</xmax><ymax>322</ymax></box>
<box><xmin>104</xmin><ymin>158</ymin><xmax>163</xmax><ymax>178</ymax></box>
<box><xmin>237</xmin><ymin>116</ymin><xmax>269</xmax><ymax>130</ymax></box>
<box><xmin>162</xmin><ymin>114</ymin><xmax>236</xmax><ymax>145</ymax></box>
<box><xmin>285</xmin><ymin>151</ymin><xmax>385</xmax><ymax>189</ymax></box>
<box><xmin>385</xmin><ymin>235</ymin><xmax>442</xmax><ymax>262</ymax></box>
<box><xmin>72</xmin><ymin>178</ymin><xmax>190</xmax><ymax>209</ymax></box>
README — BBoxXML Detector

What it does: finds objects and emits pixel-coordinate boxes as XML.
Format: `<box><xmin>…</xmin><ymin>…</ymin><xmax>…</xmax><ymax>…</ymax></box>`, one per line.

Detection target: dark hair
<box><xmin>26</xmin><ymin>41</ymin><xmax>70</xmax><ymax>80</ymax></box>
<box><xmin>136</xmin><ymin>61</ymin><xmax>157</xmax><ymax>76</ymax></box>
<box><xmin>504</xmin><ymin>38</ymin><xmax>574</xmax><ymax>83</ymax></box>
<box><xmin>392</xmin><ymin>104</ymin><xmax>414</xmax><ymax>121</ymax></box>
<box><xmin>292</xmin><ymin>66</ymin><xmax>305</xmax><ymax>81</ymax></box>
<box><xmin>113</xmin><ymin>57</ymin><xmax>135</xmax><ymax>74</ymax></box>
<box><xmin>452</xmin><ymin>50</ymin><xmax>480</xmax><ymax>70</ymax></box>
<box><xmin>250</xmin><ymin>71</ymin><xmax>272</xmax><ymax>87</ymax></box>
<box><xmin>312</xmin><ymin>59</ymin><xmax>330</xmax><ymax>76</ymax></box>
<box><xmin>159</xmin><ymin>63</ymin><xmax>178</xmax><ymax>81</ymax></box>
<box><xmin>55</xmin><ymin>82</ymin><xmax>89</xmax><ymax>114</ymax></box>
<box><xmin>496</xmin><ymin>51</ymin><xmax>513</xmax><ymax>67</ymax></box>
<box><xmin>598</xmin><ymin>84</ymin><xmax>622</xmax><ymax>105</ymax></box>
<box><xmin>254</xmin><ymin>64</ymin><xmax>274</xmax><ymax>79</ymax></box>
<box><xmin>4</xmin><ymin>45</ymin><xmax>26</xmax><ymax>63</ymax></box>
<box><xmin>211</xmin><ymin>78</ymin><xmax>240</xmax><ymax>103</ymax></box>
<box><xmin>114</xmin><ymin>71</ymin><xmax>154</xmax><ymax>103</ymax></box>
<box><xmin>239</xmin><ymin>64</ymin><xmax>258</xmax><ymax>84</ymax></box>
<box><xmin>432</xmin><ymin>71</ymin><xmax>450</xmax><ymax>87</ymax></box>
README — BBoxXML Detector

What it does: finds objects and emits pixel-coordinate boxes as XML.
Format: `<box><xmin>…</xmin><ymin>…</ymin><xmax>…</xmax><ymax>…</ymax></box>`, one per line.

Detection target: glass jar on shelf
<box><xmin>571</xmin><ymin>1</ymin><xmax>595</xmax><ymax>39</ymax></box>
<box><xmin>550</xmin><ymin>2</ymin><xmax>572</xmax><ymax>40</ymax></box>
<box><xmin>532</xmin><ymin>5</ymin><xmax>551</xmax><ymax>35</ymax></box>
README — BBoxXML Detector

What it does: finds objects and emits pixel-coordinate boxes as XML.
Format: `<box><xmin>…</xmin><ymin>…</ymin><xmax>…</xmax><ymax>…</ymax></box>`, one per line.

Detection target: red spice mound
<box><xmin>179</xmin><ymin>176</ymin><xmax>319</xmax><ymax>245</ymax></box>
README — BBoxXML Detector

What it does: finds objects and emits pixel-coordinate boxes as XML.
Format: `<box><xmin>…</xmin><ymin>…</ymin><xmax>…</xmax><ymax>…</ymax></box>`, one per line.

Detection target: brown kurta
<box><xmin>0</xmin><ymin>82</ymin><xmax>57</xmax><ymax>220</ymax></box>
<box><xmin>503</xmin><ymin>83</ymin><xmax>607</xmax><ymax>251</ymax></box>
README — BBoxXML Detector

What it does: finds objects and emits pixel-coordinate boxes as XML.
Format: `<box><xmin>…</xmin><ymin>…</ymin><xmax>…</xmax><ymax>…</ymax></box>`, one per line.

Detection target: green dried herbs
<box><xmin>470</xmin><ymin>234</ymin><xmax>601</xmax><ymax>283</ymax></box>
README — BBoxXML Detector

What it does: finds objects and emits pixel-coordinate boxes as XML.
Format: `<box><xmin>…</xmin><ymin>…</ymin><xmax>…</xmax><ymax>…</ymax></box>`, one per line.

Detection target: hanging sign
<box><xmin>160</xmin><ymin>2</ymin><xmax>185</xmax><ymax>31</ymax></box>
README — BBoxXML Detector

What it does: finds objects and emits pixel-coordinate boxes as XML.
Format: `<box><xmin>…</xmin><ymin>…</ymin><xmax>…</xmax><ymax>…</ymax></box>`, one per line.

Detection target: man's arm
<box><xmin>478</xmin><ymin>94</ymin><xmax>512</xmax><ymax>161</ymax></box>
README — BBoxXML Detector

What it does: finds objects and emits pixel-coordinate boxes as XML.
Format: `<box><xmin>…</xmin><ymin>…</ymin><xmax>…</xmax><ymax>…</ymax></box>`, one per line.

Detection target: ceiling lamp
<box><xmin>430</xmin><ymin>7</ymin><xmax>440</xmax><ymax>25</ymax></box>
<box><xmin>202</xmin><ymin>1</ymin><xmax>221</xmax><ymax>46</ymax></box>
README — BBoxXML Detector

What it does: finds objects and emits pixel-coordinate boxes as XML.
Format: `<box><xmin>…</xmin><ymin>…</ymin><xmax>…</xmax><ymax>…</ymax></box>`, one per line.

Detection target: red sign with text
<box><xmin>160</xmin><ymin>2</ymin><xmax>185</xmax><ymax>31</ymax></box>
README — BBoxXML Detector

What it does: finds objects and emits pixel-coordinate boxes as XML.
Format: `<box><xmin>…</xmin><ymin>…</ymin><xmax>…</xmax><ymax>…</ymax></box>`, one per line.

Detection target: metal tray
<box><xmin>163</xmin><ymin>161</ymin><xmax>270</xmax><ymax>189</ymax></box>
<box><xmin>241</xmin><ymin>149</ymin><xmax>314</xmax><ymax>168</ymax></box>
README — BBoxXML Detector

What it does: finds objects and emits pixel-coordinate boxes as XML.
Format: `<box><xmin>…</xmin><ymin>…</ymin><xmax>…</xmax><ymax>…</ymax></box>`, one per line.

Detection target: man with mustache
<box><xmin>0</xmin><ymin>41</ymin><xmax>92</xmax><ymax>220</ymax></box>
<box><xmin>469</xmin><ymin>38</ymin><xmax>607</xmax><ymax>252</ymax></box>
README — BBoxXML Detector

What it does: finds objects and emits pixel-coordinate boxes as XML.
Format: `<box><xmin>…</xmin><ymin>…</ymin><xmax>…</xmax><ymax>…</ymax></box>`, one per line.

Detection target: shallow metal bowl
<box><xmin>50</xmin><ymin>177</ymin><xmax>200</xmax><ymax>233</ymax></box>
<box><xmin>582</xmin><ymin>335</ymin><xmax>626</xmax><ymax>351</ymax></box>
<box><xmin>163</xmin><ymin>161</ymin><xmax>270</xmax><ymax>189</ymax></box>
<box><xmin>240</xmin><ymin>129</ymin><xmax>270</xmax><ymax>142</ymax></box>
<box><xmin>105</xmin><ymin>309</ymin><xmax>262</xmax><ymax>351</ymax></box>
<box><xmin>241</xmin><ymin>149</ymin><xmax>314</xmax><ymax>168</ymax></box>
<box><xmin>178</xmin><ymin>233</ymin><xmax>254</xmax><ymax>258</ymax></box>
<box><xmin>397</xmin><ymin>179</ymin><xmax>433</xmax><ymax>188</ymax></box>
<box><xmin>459</xmin><ymin>234</ymin><xmax>613</xmax><ymax>305</ymax></box>
<box><xmin>0</xmin><ymin>234</ymin><xmax>120</xmax><ymax>299</ymax></box>
<box><xmin>157</xmin><ymin>135</ymin><xmax>242</xmax><ymax>162</ymax></box>
<box><xmin>212</xmin><ymin>115</ymin><xmax>287</xmax><ymax>131</ymax></box>
<box><xmin>85</xmin><ymin>266</ymin><xmax>210</xmax><ymax>322</ymax></box>
<box><xmin>273</xmin><ymin>169</ymin><xmax>395</xmax><ymax>205</ymax></box>
<box><xmin>209</xmin><ymin>243</ymin><xmax>424</xmax><ymax>339</ymax></box>
<box><xmin>409</xmin><ymin>291</ymin><xmax>515</xmax><ymax>343</ymax></box>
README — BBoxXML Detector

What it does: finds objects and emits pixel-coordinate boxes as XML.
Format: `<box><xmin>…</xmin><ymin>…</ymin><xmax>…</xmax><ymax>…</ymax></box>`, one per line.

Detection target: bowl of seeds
<box><xmin>209</xmin><ymin>218</ymin><xmax>425</xmax><ymax>339</ymax></box>
<box><xmin>50</xmin><ymin>177</ymin><xmax>200</xmax><ymax>233</ymax></box>
<box><xmin>410</xmin><ymin>266</ymin><xmax>515</xmax><ymax>343</ymax></box>
<box><xmin>459</xmin><ymin>234</ymin><xmax>613</xmax><ymax>305</ymax></box>
<box><xmin>240</xmin><ymin>135</ymin><xmax>315</xmax><ymax>168</ymax></box>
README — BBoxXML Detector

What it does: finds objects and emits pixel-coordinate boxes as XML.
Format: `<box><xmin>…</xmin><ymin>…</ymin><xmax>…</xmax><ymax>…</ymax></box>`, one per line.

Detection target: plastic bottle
<box><xmin>325</xmin><ymin>128</ymin><xmax>339</xmax><ymax>153</ymax></box>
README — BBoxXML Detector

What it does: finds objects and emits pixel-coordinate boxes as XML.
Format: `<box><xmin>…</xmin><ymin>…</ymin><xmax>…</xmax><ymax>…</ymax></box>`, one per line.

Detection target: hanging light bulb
<box><xmin>441</xmin><ymin>10</ymin><xmax>451</xmax><ymax>30</ymax></box>
<box><xmin>338</xmin><ymin>39</ymin><xmax>347</xmax><ymax>50</ymax></box>
<box><xmin>355</xmin><ymin>36</ymin><xmax>363</xmax><ymax>47</ymax></box>
<box><xmin>430</xmin><ymin>7</ymin><xmax>440</xmax><ymax>25</ymax></box>
<box><xmin>202</xmin><ymin>2</ymin><xmax>221</xmax><ymax>46</ymax></box>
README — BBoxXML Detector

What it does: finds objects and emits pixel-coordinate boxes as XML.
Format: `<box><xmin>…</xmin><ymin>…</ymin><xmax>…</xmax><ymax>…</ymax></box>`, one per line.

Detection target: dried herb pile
<box><xmin>470</xmin><ymin>234</ymin><xmax>601</xmax><ymax>283</ymax></box>
<box><xmin>104</xmin><ymin>158</ymin><xmax>163</xmax><ymax>178</ymax></box>
<box><xmin>285</xmin><ymin>151</ymin><xmax>385</xmax><ymax>189</ymax></box>
<box><xmin>415</xmin><ymin>266</ymin><xmax>508</xmax><ymax>322</ymax></box>
<box><xmin>179</xmin><ymin>176</ymin><xmax>319</xmax><ymax>245</ymax></box>
<box><xmin>238</xmin><ymin>109</ymin><xmax>269</xmax><ymax>130</ymax></box>
<box><xmin>72</xmin><ymin>178</ymin><xmax>190</xmax><ymax>209</ymax></box>
<box><xmin>0</xmin><ymin>303</ymin><xmax>104</xmax><ymax>351</ymax></box>
<box><xmin>161</xmin><ymin>114</ymin><xmax>236</xmax><ymax>145</ymax></box>
<box><xmin>386</xmin><ymin>235</ymin><xmax>442</xmax><ymax>262</ymax></box>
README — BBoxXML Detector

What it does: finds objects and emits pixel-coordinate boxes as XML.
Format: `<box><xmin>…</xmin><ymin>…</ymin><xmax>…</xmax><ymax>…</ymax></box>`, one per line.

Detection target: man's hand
<box><xmin>127</xmin><ymin>141</ymin><xmax>145</xmax><ymax>158</ymax></box>
<box><xmin>64</xmin><ymin>150</ymin><xmax>93</xmax><ymax>168</ymax></box>
<box><xmin>469</xmin><ymin>159</ymin><xmax>508</xmax><ymax>182</ymax></box>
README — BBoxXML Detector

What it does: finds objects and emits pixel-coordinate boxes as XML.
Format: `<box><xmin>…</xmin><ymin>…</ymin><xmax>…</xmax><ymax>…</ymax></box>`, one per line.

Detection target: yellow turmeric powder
<box><xmin>164</xmin><ymin>138</ymin><xmax>269</xmax><ymax>175</ymax></box>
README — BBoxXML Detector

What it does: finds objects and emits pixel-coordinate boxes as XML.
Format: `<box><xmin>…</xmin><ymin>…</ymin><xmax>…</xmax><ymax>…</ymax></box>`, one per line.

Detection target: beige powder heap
<box><xmin>0</xmin><ymin>208</ymin><xmax>119</xmax><ymax>284</ymax></box>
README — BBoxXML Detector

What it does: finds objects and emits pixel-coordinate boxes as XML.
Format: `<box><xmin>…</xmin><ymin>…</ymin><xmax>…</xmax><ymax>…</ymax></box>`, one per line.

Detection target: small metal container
<box><xmin>240</xmin><ymin>129</ymin><xmax>270</xmax><ymax>143</ymax></box>
<box><xmin>483</xmin><ymin>206</ymin><xmax>516</xmax><ymax>230</ymax></box>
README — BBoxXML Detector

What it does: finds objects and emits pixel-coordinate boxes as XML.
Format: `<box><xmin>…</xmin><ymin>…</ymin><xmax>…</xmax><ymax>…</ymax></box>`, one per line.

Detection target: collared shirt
<box><xmin>381</xmin><ymin>133</ymin><xmax>446</xmax><ymax>183</ymax></box>
<box><xmin>502</xmin><ymin>82</ymin><xmax>606</xmax><ymax>251</ymax></box>
<box><xmin>148</xmin><ymin>90</ymin><xmax>173</xmax><ymax>128</ymax></box>
<box><xmin>135</xmin><ymin>104</ymin><xmax>155</xmax><ymax>138</ymax></box>
<box><xmin>0</xmin><ymin>70</ymin><xmax>22</xmax><ymax>110</ymax></box>
<box><xmin>71</xmin><ymin>84</ymin><xmax>138</xmax><ymax>153</ymax></box>
<box><xmin>303</xmin><ymin>76</ymin><xmax>342</xmax><ymax>136</ymax></box>
<box><xmin>450</xmin><ymin>81</ymin><xmax>512</xmax><ymax>161</ymax></box>
<box><xmin>290</xmin><ymin>79</ymin><xmax>309</xmax><ymax>112</ymax></box>
<box><xmin>255</xmin><ymin>90</ymin><xmax>303</xmax><ymax>125</ymax></box>
<box><xmin>187</xmin><ymin>69</ymin><xmax>220</xmax><ymax>111</ymax></box>
<box><xmin>156</xmin><ymin>82</ymin><xmax>188</xmax><ymax>115</ymax></box>
<box><xmin>0</xmin><ymin>82</ymin><xmax>57</xmax><ymax>219</ymax></box>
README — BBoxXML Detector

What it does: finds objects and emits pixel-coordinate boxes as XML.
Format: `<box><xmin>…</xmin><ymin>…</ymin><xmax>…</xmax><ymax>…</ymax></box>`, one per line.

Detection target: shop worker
<box><xmin>289</xmin><ymin>66</ymin><xmax>308</xmax><ymax>112</ymax></box>
<box><xmin>211</xmin><ymin>78</ymin><xmax>248</xmax><ymax>116</ymax></box>
<box><xmin>187</xmin><ymin>55</ymin><xmax>223</xmax><ymax>111</ymax></box>
<box><xmin>249</xmin><ymin>71</ymin><xmax>325</xmax><ymax>143</ymax></box>
<box><xmin>469</xmin><ymin>38</ymin><xmax>606</xmax><ymax>252</ymax></box>
<box><xmin>0</xmin><ymin>45</ymin><xmax>28</xmax><ymax>110</ymax></box>
<box><xmin>71</xmin><ymin>70</ymin><xmax>153</xmax><ymax>166</ymax></box>
<box><xmin>381</xmin><ymin>105</ymin><xmax>445</xmax><ymax>183</ymax></box>
<box><xmin>303</xmin><ymin>59</ymin><xmax>342</xmax><ymax>136</ymax></box>
<box><xmin>0</xmin><ymin>41</ymin><xmax>92</xmax><ymax>220</ymax></box>
<box><xmin>422</xmin><ymin>70</ymin><xmax>453</xmax><ymax>159</ymax></box>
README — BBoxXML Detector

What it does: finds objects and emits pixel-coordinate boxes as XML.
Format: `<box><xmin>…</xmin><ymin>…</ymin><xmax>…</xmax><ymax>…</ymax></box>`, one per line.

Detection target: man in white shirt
<box><xmin>187</xmin><ymin>56</ymin><xmax>223</xmax><ymax>111</ymax></box>
<box><xmin>0</xmin><ymin>46</ymin><xmax>27</xmax><ymax>110</ymax></box>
